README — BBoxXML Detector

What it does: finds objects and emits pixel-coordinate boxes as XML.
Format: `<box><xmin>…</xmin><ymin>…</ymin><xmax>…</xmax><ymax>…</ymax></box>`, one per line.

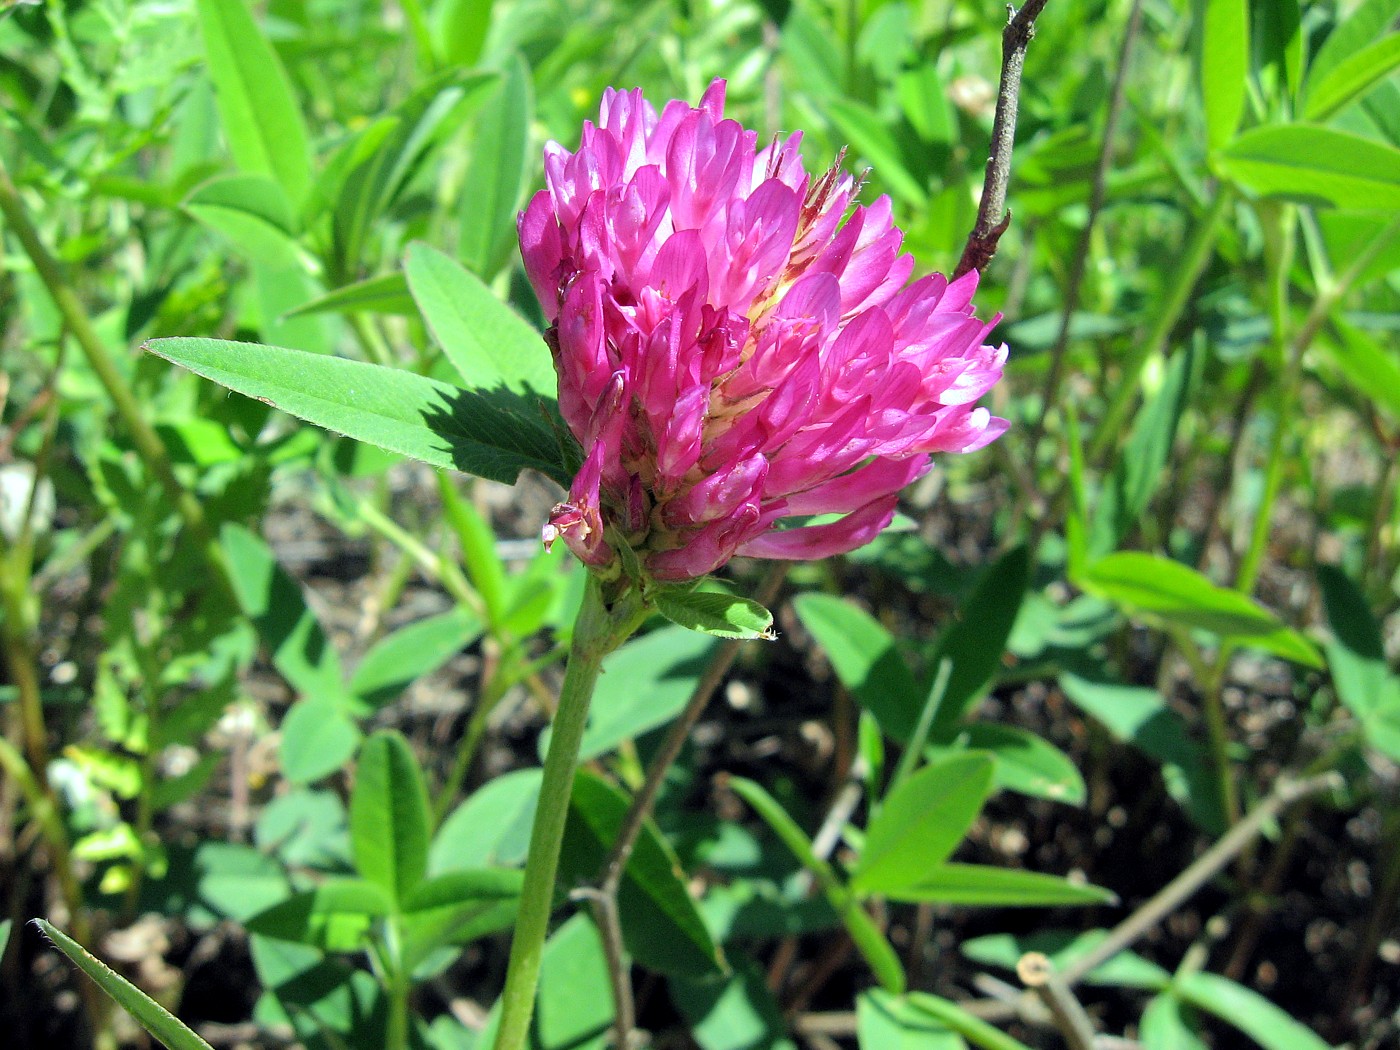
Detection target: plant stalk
<box><xmin>491</xmin><ymin>575</ymin><xmax>648</xmax><ymax>1050</ymax></box>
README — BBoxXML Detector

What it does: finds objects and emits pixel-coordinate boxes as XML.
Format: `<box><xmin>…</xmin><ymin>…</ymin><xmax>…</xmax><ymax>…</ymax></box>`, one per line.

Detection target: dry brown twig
<box><xmin>954</xmin><ymin>0</ymin><xmax>1052</xmax><ymax>280</ymax></box>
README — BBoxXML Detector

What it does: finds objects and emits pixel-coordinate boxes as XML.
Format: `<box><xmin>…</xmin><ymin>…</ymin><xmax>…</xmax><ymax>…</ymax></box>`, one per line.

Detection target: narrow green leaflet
<box><xmin>1078</xmin><ymin>552</ymin><xmax>1323</xmax><ymax>667</ymax></box>
<box><xmin>1090</xmin><ymin>348</ymin><xmax>1195</xmax><ymax>557</ymax></box>
<box><xmin>404</xmin><ymin>242</ymin><xmax>558</xmax><ymax>397</ymax></box>
<box><xmin>952</xmin><ymin>724</ymin><xmax>1086</xmax><ymax>805</ymax></box>
<box><xmin>146</xmin><ymin>337</ymin><xmax>568</xmax><ymax>485</ymax></box>
<box><xmin>1318</xmin><ymin>565</ymin><xmax>1400</xmax><ymax>759</ymax></box>
<box><xmin>246</xmin><ymin>880</ymin><xmax>393</xmax><ymax>953</ymax></box>
<box><xmin>857</xmin><ymin>989</ymin><xmax>965</xmax><ymax>1050</ymax></box>
<box><xmin>282</xmin><ymin>272</ymin><xmax>417</xmax><ymax>319</ymax></box>
<box><xmin>824</xmin><ymin>97</ymin><xmax>928</xmax><ymax>207</ymax></box>
<box><xmin>196</xmin><ymin>0</ymin><xmax>311</xmax><ymax>206</ymax></box>
<box><xmin>37</xmin><ymin>920</ymin><xmax>215</xmax><ymax>1050</ymax></box>
<box><xmin>558</xmin><ymin>770</ymin><xmax>723</xmax><ymax>977</ymax></box>
<box><xmin>927</xmin><ymin>546</ymin><xmax>1030</xmax><ymax>732</ymax></box>
<box><xmin>278</xmin><ymin>697</ymin><xmax>362</xmax><ymax>784</ymax></box>
<box><xmin>460</xmin><ymin>54</ymin><xmax>533</xmax><ymax>279</ymax></box>
<box><xmin>1217</xmin><ymin>125</ymin><xmax>1400</xmax><ymax>212</ymax></box>
<box><xmin>219</xmin><ymin>523</ymin><xmax>344</xmax><ymax>699</ymax></box>
<box><xmin>1141</xmin><ymin>994</ymin><xmax>1209</xmax><ymax>1050</ymax></box>
<box><xmin>904</xmin><ymin>993</ymin><xmax>1036</xmax><ymax>1050</ymax></box>
<box><xmin>1059</xmin><ymin>669</ymin><xmax>1225</xmax><ymax>833</ymax></box>
<box><xmin>347</xmin><ymin>606</ymin><xmax>483</xmax><ymax>711</ymax></box>
<box><xmin>889</xmin><ymin>864</ymin><xmax>1114</xmax><ymax>907</ymax></box>
<box><xmin>575</xmin><ymin>626</ymin><xmax>715</xmax><ymax>760</ymax></box>
<box><xmin>438</xmin><ymin>480</ymin><xmax>510</xmax><ymax>623</ymax></box>
<box><xmin>1303</xmin><ymin>34</ymin><xmax>1400</xmax><ymax>121</ymax></box>
<box><xmin>1315</xmin><ymin>321</ymin><xmax>1400</xmax><ymax>424</ymax></box>
<box><xmin>1318</xmin><ymin>565</ymin><xmax>1391</xmax><ymax>716</ymax></box>
<box><xmin>183</xmin><ymin>173</ymin><xmax>301</xmax><ymax>267</ymax></box>
<box><xmin>792</xmin><ymin>593</ymin><xmax>922</xmax><ymax>742</ymax></box>
<box><xmin>1200</xmin><ymin>0</ymin><xmax>1249</xmax><ymax>149</ymax></box>
<box><xmin>0</xmin><ymin>920</ymin><xmax>10</xmax><ymax>958</ymax></box>
<box><xmin>852</xmin><ymin>754</ymin><xmax>994</xmax><ymax>895</ymax></box>
<box><xmin>1303</xmin><ymin>0</ymin><xmax>1400</xmax><ymax>107</ymax></box>
<box><xmin>1175</xmin><ymin>972</ymin><xmax>1333</xmax><ymax>1050</ymax></box>
<box><xmin>350</xmin><ymin>731</ymin><xmax>432</xmax><ymax>904</ymax></box>
<box><xmin>654</xmin><ymin>587</ymin><xmax>775</xmax><ymax>640</ymax></box>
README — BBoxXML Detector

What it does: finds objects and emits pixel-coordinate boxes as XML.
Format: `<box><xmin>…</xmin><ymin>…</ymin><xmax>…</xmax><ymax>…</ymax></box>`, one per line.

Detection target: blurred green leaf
<box><xmin>430</xmin><ymin>769</ymin><xmax>541</xmax><ymax>872</ymax></box>
<box><xmin>1217</xmin><ymin>124</ymin><xmax>1400</xmax><ymax>212</ymax></box>
<box><xmin>671</xmin><ymin>960</ymin><xmax>797</xmax><ymax>1050</ymax></box>
<box><xmin>574</xmin><ymin>626</ymin><xmax>715</xmax><ymax>761</ymax></box>
<box><xmin>1175</xmin><ymin>971</ymin><xmax>1333</xmax><ymax>1050</ymax></box>
<box><xmin>438</xmin><ymin>480</ymin><xmax>510</xmax><ymax>625</ymax></box>
<box><xmin>348</xmin><ymin>607</ymin><xmax>482</xmax><ymax>711</ymax></box>
<box><xmin>460</xmin><ymin>54</ymin><xmax>533</xmax><ymax>279</ymax></box>
<box><xmin>889</xmin><ymin>863</ymin><xmax>1113</xmax><ymax>907</ymax></box>
<box><xmin>278</xmin><ymin>697</ymin><xmax>361</xmax><ymax>784</ymax></box>
<box><xmin>857</xmin><ymin>988</ymin><xmax>965</xmax><ymax>1050</ymax></box>
<box><xmin>1303</xmin><ymin>34</ymin><xmax>1400</xmax><ymax>121</ymax></box>
<box><xmin>282</xmin><ymin>273</ymin><xmax>417</xmax><ymax>320</ymax></box>
<box><xmin>1090</xmin><ymin>347</ymin><xmax>1195</xmax><ymax>556</ymax></box>
<box><xmin>1078</xmin><ymin>552</ymin><xmax>1324</xmax><ymax>667</ymax></box>
<box><xmin>951</xmin><ymin>724</ymin><xmax>1086</xmax><ymax>805</ymax></box>
<box><xmin>433</xmin><ymin>0</ymin><xmax>494</xmax><ymax>66</ymax></box>
<box><xmin>333</xmin><ymin>72</ymin><xmax>497</xmax><ymax>277</ymax></box>
<box><xmin>1141</xmin><ymin>993</ymin><xmax>1209</xmax><ymax>1050</ymax></box>
<box><xmin>219</xmin><ymin>523</ymin><xmax>344</xmax><ymax>698</ymax></box>
<box><xmin>193</xmin><ymin>842</ymin><xmax>291</xmax><ymax>924</ymax></box>
<box><xmin>1304</xmin><ymin>0</ymin><xmax>1400</xmax><ymax>108</ymax></box>
<box><xmin>38</xmin><ymin>920</ymin><xmax>214</xmax><ymax>1050</ymax></box>
<box><xmin>927</xmin><ymin>545</ymin><xmax>1031</xmax><ymax>733</ymax></box>
<box><xmin>1201</xmin><ymin>0</ymin><xmax>1249</xmax><ymax>150</ymax></box>
<box><xmin>793</xmin><ymin>593</ymin><xmax>922</xmax><ymax>742</ymax></box>
<box><xmin>246</xmin><ymin>879</ymin><xmax>392</xmax><ymax>953</ymax></box>
<box><xmin>852</xmin><ymin>754</ymin><xmax>993</xmax><ymax>895</ymax></box>
<box><xmin>183</xmin><ymin>173</ymin><xmax>301</xmax><ymax>267</ymax></box>
<box><xmin>1315</xmin><ymin>320</ymin><xmax>1400</xmax><ymax>424</ymax></box>
<box><xmin>350</xmin><ymin>731</ymin><xmax>432</xmax><ymax>904</ymax></box>
<box><xmin>824</xmin><ymin>97</ymin><xmax>928</xmax><ymax>207</ymax></box>
<box><xmin>560</xmin><ymin>770</ymin><xmax>724</xmax><ymax>977</ymax></box>
<box><xmin>1059</xmin><ymin>670</ymin><xmax>1225</xmax><ymax>833</ymax></box>
<box><xmin>196</xmin><ymin>0</ymin><xmax>311</xmax><ymax>205</ymax></box>
<box><xmin>147</xmin><ymin>337</ymin><xmax>568</xmax><ymax>485</ymax></box>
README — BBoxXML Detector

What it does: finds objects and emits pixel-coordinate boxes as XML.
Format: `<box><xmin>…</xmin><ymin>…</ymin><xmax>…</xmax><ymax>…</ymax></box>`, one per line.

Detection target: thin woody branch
<box><xmin>954</xmin><ymin>0</ymin><xmax>1051</xmax><ymax>279</ymax></box>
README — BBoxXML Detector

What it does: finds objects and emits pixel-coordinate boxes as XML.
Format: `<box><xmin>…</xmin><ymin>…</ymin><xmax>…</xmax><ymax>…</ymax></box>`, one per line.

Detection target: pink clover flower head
<box><xmin>520</xmin><ymin>79</ymin><xmax>1009</xmax><ymax>582</ymax></box>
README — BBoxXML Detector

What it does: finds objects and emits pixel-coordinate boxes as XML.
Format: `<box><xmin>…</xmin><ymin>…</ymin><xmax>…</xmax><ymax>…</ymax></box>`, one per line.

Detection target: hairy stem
<box><xmin>491</xmin><ymin>576</ymin><xmax>649</xmax><ymax>1050</ymax></box>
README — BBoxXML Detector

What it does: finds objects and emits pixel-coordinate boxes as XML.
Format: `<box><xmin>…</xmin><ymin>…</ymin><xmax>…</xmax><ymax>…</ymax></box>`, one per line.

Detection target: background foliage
<box><xmin>1</xmin><ymin>0</ymin><xmax>1398</xmax><ymax>1048</ymax></box>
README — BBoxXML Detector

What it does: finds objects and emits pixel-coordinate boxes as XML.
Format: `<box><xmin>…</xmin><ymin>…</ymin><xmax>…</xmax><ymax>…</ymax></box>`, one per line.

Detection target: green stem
<box><xmin>1173</xmin><ymin>631</ymin><xmax>1239</xmax><ymax>827</ymax></box>
<box><xmin>1088</xmin><ymin>189</ymin><xmax>1232</xmax><ymax>463</ymax></box>
<box><xmin>491</xmin><ymin>576</ymin><xmax>647</xmax><ymax>1050</ymax></box>
<box><xmin>386</xmin><ymin>971</ymin><xmax>411</xmax><ymax>1050</ymax></box>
